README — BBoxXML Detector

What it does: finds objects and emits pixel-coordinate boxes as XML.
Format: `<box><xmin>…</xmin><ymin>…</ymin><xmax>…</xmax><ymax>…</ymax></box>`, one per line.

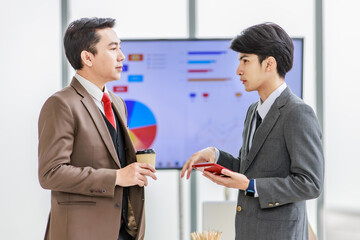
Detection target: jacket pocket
<box><xmin>256</xmin><ymin>204</ymin><xmax>298</xmax><ymax>221</ymax></box>
<box><xmin>255</xmin><ymin>205</ymin><xmax>298</xmax><ymax>239</ymax></box>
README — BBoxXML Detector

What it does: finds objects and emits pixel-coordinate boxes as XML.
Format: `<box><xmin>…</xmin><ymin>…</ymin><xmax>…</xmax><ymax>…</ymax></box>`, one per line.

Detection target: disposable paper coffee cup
<box><xmin>136</xmin><ymin>149</ymin><xmax>156</xmax><ymax>167</ymax></box>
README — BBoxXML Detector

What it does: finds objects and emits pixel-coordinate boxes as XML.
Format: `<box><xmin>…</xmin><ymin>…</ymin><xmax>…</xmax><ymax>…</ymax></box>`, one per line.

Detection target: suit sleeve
<box><xmin>38</xmin><ymin>95</ymin><xmax>117</xmax><ymax>198</ymax></box>
<box><xmin>256</xmin><ymin>104</ymin><xmax>324</xmax><ymax>209</ymax></box>
<box><xmin>217</xmin><ymin>150</ymin><xmax>241</xmax><ymax>172</ymax></box>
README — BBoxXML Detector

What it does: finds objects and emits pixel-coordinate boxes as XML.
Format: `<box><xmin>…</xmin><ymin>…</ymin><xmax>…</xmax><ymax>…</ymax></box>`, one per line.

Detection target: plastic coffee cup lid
<box><xmin>136</xmin><ymin>149</ymin><xmax>155</xmax><ymax>154</ymax></box>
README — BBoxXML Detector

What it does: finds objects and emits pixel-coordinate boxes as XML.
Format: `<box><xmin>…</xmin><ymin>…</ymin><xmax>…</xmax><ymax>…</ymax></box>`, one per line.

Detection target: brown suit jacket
<box><xmin>38</xmin><ymin>78</ymin><xmax>145</xmax><ymax>240</ymax></box>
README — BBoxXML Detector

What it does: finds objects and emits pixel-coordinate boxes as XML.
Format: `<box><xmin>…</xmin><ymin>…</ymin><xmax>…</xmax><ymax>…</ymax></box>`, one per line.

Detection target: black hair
<box><xmin>230</xmin><ymin>22</ymin><xmax>294</xmax><ymax>78</ymax></box>
<box><xmin>64</xmin><ymin>17</ymin><xmax>116</xmax><ymax>70</ymax></box>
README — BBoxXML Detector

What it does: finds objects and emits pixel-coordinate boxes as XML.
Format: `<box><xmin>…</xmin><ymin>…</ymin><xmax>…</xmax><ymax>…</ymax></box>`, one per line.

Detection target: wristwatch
<box><xmin>245</xmin><ymin>179</ymin><xmax>255</xmax><ymax>197</ymax></box>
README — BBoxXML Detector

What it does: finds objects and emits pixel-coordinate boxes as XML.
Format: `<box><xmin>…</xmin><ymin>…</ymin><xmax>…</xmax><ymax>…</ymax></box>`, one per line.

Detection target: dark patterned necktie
<box><xmin>255</xmin><ymin>110</ymin><xmax>262</xmax><ymax>132</ymax></box>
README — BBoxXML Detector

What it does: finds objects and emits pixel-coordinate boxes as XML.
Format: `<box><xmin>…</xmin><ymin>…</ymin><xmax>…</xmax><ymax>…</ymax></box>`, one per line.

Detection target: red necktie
<box><xmin>102</xmin><ymin>93</ymin><xmax>116</xmax><ymax>130</ymax></box>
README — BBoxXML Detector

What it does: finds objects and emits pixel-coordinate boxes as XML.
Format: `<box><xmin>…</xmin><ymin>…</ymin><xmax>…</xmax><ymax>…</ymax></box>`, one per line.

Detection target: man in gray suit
<box><xmin>181</xmin><ymin>22</ymin><xmax>324</xmax><ymax>240</ymax></box>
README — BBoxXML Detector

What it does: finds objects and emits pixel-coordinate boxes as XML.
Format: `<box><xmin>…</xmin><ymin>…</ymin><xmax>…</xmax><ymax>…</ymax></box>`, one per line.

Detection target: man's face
<box><xmin>91</xmin><ymin>28</ymin><xmax>125</xmax><ymax>83</ymax></box>
<box><xmin>236</xmin><ymin>53</ymin><xmax>269</xmax><ymax>93</ymax></box>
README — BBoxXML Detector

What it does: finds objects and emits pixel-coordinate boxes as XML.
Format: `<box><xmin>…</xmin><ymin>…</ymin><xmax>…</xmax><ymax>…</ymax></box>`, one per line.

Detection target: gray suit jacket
<box><xmin>218</xmin><ymin>87</ymin><xmax>324</xmax><ymax>240</ymax></box>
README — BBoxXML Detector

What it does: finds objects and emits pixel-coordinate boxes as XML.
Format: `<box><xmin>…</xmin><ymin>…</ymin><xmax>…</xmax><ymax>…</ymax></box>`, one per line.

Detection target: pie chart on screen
<box><xmin>125</xmin><ymin>100</ymin><xmax>157</xmax><ymax>151</ymax></box>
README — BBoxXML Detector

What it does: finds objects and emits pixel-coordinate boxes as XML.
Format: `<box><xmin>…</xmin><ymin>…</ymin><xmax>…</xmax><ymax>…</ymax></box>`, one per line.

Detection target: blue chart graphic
<box><xmin>125</xmin><ymin>100</ymin><xmax>157</xmax><ymax>150</ymax></box>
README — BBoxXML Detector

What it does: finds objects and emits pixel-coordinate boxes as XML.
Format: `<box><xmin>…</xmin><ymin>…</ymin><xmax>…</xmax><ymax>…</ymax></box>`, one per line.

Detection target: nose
<box><xmin>118</xmin><ymin>49</ymin><xmax>125</xmax><ymax>62</ymax></box>
<box><xmin>236</xmin><ymin>64</ymin><xmax>243</xmax><ymax>76</ymax></box>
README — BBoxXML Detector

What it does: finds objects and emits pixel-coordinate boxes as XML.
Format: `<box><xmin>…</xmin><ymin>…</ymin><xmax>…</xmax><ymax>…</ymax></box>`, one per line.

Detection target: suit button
<box><xmin>269</xmin><ymin>203</ymin><xmax>274</xmax><ymax>207</ymax></box>
<box><xmin>275</xmin><ymin>202</ymin><xmax>279</xmax><ymax>206</ymax></box>
<box><xmin>115</xmin><ymin>203</ymin><xmax>121</xmax><ymax>208</ymax></box>
<box><xmin>237</xmin><ymin>206</ymin><xmax>242</xmax><ymax>212</ymax></box>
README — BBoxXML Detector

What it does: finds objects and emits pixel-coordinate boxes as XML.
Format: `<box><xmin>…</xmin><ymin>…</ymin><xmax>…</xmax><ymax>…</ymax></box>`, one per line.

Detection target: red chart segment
<box><xmin>130</xmin><ymin>125</ymin><xmax>157</xmax><ymax>150</ymax></box>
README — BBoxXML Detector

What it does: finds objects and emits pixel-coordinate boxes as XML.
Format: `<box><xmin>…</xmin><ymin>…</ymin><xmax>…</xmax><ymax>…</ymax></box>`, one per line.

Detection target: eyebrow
<box><xmin>239</xmin><ymin>54</ymin><xmax>249</xmax><ymax>60</ymax></box>
<box><xmin>108</xmin><ymin>41</ymin><xmax>121</xmax><ymax>47</ymax></box>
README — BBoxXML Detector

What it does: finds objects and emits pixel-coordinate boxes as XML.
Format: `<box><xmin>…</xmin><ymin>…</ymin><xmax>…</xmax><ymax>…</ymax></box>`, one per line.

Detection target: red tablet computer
<box><xmin>192</xmin><ymin>162</ymin><xmax>233</xmax><ymax>175</ymax></box>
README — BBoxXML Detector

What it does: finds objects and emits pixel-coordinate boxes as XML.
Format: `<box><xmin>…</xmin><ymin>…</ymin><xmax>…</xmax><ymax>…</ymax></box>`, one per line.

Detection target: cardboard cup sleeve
<box><xmin>136</xmin><ymin>149</ymin><xmax>156</xmax><ymax>167</ymax></box>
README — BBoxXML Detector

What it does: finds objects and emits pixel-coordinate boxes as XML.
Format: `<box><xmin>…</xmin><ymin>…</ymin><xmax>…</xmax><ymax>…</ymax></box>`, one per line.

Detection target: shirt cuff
<box><xmin>214</xmin><ymin>148</ymin><xmax>220</xmax><ymax>162</ymax></box>
<box><xmin>254</xmin><ymin>179</ymin><xmax>258</xmax><ymax>198</ymax></box>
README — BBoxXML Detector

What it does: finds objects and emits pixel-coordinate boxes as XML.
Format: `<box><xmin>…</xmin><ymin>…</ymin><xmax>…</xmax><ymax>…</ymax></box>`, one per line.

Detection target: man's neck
<box><xmin>77</xmin><ymin>70</ymin><xmax>105</xmax><ymax>91</ymax></box>
<box><xmin>258</xmin><ymin>77</ymin><xmax>284</xmax><ymax>102</ymax></box>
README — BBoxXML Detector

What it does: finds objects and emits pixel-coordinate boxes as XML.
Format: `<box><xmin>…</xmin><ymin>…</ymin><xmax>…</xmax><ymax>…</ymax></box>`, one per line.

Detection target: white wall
<box><xmin>0</xmin><ymin>0</ymin><xmax>61</xmax><ymax>239</ymax></box>
<box><xmin>324</xmin><ymin>0</ymin><xmax>360</xmax><ymax>211</ymax></box>
<box><xmin>3</xmin><ymin>0</ymin><xmax>359</xmax><ymax>239</ymax></box>
<box><xmin>323</xmin><ymin>1</ymin><xmax>360</xmax><ymax>238</ymax></box>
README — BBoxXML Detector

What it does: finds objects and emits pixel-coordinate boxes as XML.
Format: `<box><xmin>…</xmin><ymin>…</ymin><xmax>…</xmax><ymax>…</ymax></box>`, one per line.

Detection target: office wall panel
<box><xmin>0</xmin><ymin>0</ymin><xmax>61</xmax><ymax>239</ymax></box>
<box><xmin>324</xmin><ymin>0</ymin><xmax>360</xmax><ymax>211</ymax></box>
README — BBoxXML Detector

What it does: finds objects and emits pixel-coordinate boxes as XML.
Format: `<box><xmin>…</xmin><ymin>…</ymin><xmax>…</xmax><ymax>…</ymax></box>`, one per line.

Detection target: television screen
<box><xmin>107</xmin><ymin>39</ymin><xmax>303</xmax><ymax>169</ymax></box>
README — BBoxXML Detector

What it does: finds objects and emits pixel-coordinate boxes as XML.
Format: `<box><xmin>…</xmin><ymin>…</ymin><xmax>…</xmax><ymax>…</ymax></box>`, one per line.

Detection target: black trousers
<box><xmin>118</xmin><ymin>226</ymin><xmax>135</xmax><ymax>240</ymax></box>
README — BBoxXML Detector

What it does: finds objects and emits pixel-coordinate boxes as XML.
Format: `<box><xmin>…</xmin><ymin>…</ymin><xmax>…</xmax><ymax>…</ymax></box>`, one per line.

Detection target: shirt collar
<box><xmin>256</xmin><ymin>82</ymin><xmax>287</xmax><ymax>119</ymax></box>
<box><xmin>75</xmin><ymin>73</ymin><xmax>110</xmax><ymax>102</ymax></box>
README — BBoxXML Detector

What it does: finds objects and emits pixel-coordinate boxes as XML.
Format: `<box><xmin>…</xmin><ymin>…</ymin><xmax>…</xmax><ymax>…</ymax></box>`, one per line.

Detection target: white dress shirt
<box><xmin>75</xmin><ymin>73</ymin><xmax>113</xmax><ymax>116</ymax></box>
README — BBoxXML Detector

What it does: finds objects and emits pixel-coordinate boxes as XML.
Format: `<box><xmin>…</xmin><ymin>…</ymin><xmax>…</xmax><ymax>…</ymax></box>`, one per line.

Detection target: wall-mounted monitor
<box><xmin>107</xmin><ymin>39</ymin><xmax>303</xmax><ymax>169</ymax></box>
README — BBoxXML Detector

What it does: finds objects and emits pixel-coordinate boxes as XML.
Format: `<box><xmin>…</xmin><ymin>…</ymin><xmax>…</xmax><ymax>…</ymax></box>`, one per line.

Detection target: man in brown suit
<box><xmin>38</xmin><ymin>17</ymin><xmax>157</xmax><ymax>240</ymax></box>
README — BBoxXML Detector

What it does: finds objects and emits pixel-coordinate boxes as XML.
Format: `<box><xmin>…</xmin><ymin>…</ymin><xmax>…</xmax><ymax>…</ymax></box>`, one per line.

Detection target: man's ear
<box><xmin>80</xmin><ymin>50</ymin><xmax>94</xmax><ymax>67</ymax></box>
<box><xmin>265</xmin><ymin>56</ymin><xmax>277</xmax><ymax>72</ymax></box>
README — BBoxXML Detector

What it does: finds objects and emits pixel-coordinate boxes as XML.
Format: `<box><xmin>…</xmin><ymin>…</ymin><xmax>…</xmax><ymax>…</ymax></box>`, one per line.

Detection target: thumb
<box><xmin>221</xmin><ymin>169</ymin><xmax>232</xmax><ymax>176</ymax></box>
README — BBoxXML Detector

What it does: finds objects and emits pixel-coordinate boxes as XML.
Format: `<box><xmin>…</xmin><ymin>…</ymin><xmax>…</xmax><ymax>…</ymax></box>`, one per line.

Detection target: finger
<box><xmin>139</xmin><ymin>181</ymin><xmax>145</xmax><ymax>187</ymax></box>
<box><xmin>180</xmin><ymin>161</ymin><xmax>189</xmax><ymax>178</ymax></box>
<box><xmin>204</xmin><ymin>171</ymin><xmax>227</xmax><ymax>185</ymax></box>
<box><xmin>221</xmin><ymin>169</ymin><xmax>233</xmax><ymax>177</ymax></box>
<box><xmin>145</xmin><ymin>171</ymin><xmax>157</xmax><ymax>181</ymax></box>
<box><xmin>203</xmin><ymin>173</ymin><xmax>215</xmax><ymax>183</ymax></box>
<box><xmin>138</xmin><ymin>163</ymin><xmax>156</xmax><ymax>173</ymax></box>
<box><xmin>186</xmin><ymin>165</ymin><xmax>194</xmax><ymax>180</ymax></box>
<box><xmin>143</xmin><ymin>176</ymin><xmax>148</xmax><ymax>186</ymax></box>
<box><xmin>203</xmin><ymin>171</ymin><xmax>217</xmax><ymax>181</ymax></box>
<box><xmin>136</xmin><ymin>178</ymin><xmax>145</xmax><ymax>187</ymax></box>
<box><xmin>137</xmin><ymin>174</ymin><xmax>148</xmax><ymax>186</ymax></box>
<box><xmin>139</xmin><ymin>168</ymin><xmax>157</xmax><ymax>180</ymax></box>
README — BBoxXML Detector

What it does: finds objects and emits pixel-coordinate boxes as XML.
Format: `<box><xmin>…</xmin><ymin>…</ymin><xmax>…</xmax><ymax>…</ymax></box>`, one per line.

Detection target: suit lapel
<box><xmin>239</xmin><ymin>103</ymin><xmax>257</xmax><ymax>173</ymax></box>
<box><xmin>244</xmin><ymin>104</ymin><xmax>257</xmax><ymax>154</ymax></box>
<box><xmin>244</xmin><ymin>108</ymin><xmax>281</xmax><ymax>171</ymax></box>
<box><xmin>242</xmin><ymin>87</ymin><xmax>291</xmax><ymax>173</ymax></box>
<box><xmin>71</xmin><ymin>78</ymin><xmax>121</xmax><ymax>168</ymax></box>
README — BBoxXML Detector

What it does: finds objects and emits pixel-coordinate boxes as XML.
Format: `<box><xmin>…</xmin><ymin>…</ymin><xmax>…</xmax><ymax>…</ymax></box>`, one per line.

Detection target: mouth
<box><xmin>116</xmin><ymin>66</ymin><xmax>123</xmax><ymax>72</ymax></box>
<box><xmin>240</xmin><ymin>79</ymin><xmax>247</xmax><ymax>84</ymax></box>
